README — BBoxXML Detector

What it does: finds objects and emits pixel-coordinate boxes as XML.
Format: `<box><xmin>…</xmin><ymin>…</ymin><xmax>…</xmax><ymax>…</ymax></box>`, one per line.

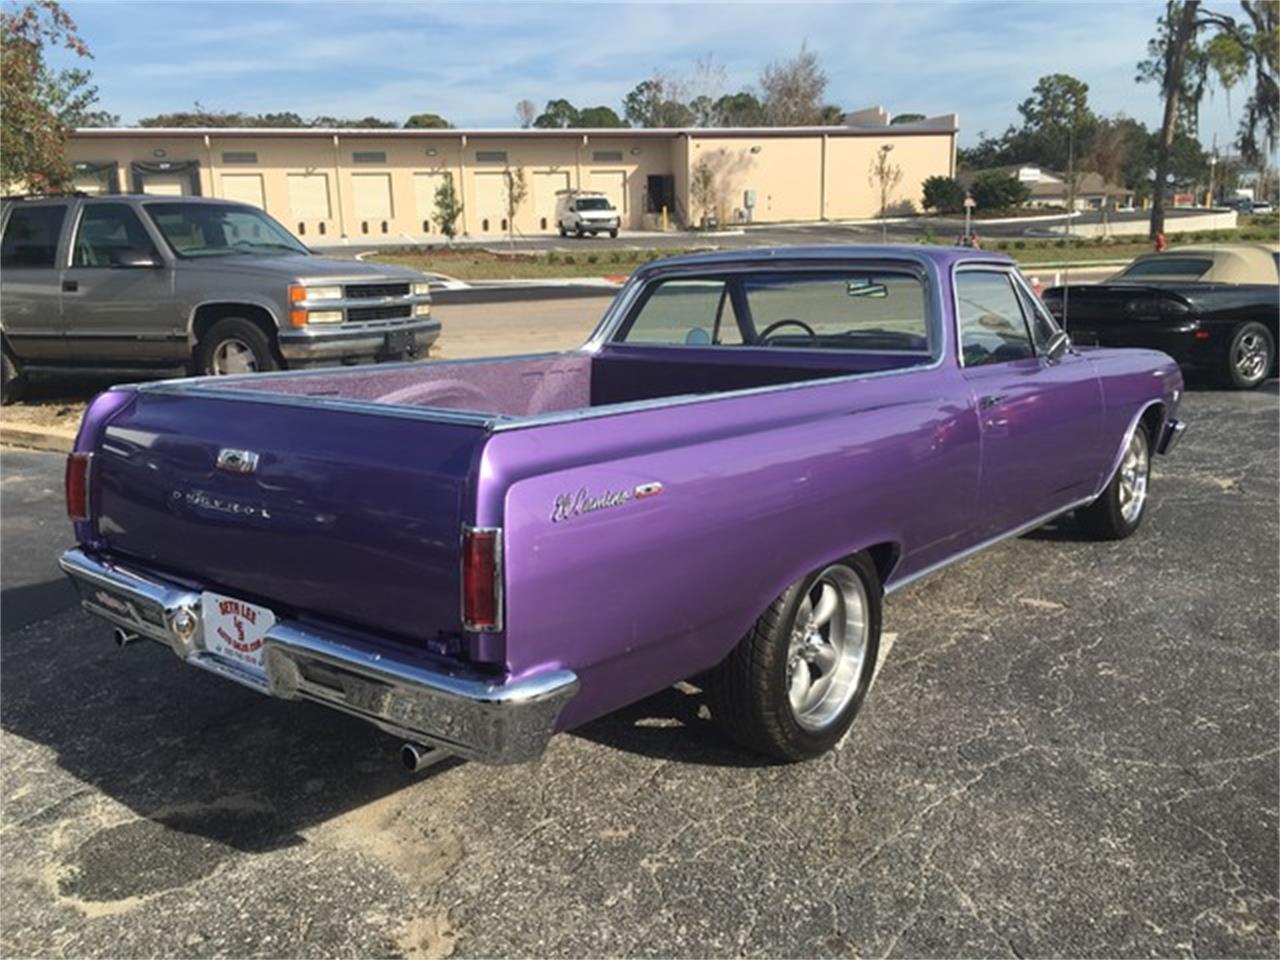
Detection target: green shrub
<box><xmin>563</xmin><ymin>254</ymin><xmax>575</xmax><ymax>265</ymax></box>
<box><xmin>922</xmin><ymin>175</ymin><xmax>967</xmax><ymax>214</ymax></box>
<box><xmin>1013</xmin><ymin>240</ymin><xmax>1026</xmax><ymax>250</ymax></box>
<box><xmin>587</xmin><ymin>253</ymin><xmax>599</xmax><ymax>264</ymax></box>
<box><xmin>969</xmin><ymin>171</ymin><xmax>1031</xmax><ymax>212</ymax></box>
<box><xmin>547</xmin><ymin>251</ymin><xmax>559</xmax><ymax>264</ymax></box>
<box><xmin>609</xmin><ymin>251</ymin><xmax>621</xmax><ymax>264</ymax></box>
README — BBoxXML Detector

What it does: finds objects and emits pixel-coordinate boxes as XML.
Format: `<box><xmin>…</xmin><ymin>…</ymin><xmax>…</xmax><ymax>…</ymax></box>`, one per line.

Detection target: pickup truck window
<box><xmin>956</xmin><ymin>271</ymin><xmax>1035</xmax><ymax>367</ymax></box>
<box><xmin>617</xmin><ymin>270</ymin><xmax>931</xmax><ymax>354</ymax></box>
<box><xmin>1</xmin><ymin>205</ymin><xmax>66</xmax><ymax>269</ymax></box>
<box><xmin>623</xmin><ymin>279</ymin><xmax>744</xmax><ymax>345</ymax></box>
<box><xmin>743</xmin><ymin>272</ymin><xmax>930</xmax><ymax>353</ymax></box>
<box><xmin>146</xmin><ymin>201</ymin><xmax>308</xmax><ymax>258</ymax></box>
<box><xmin>73</xmin><ymin>203</ymin><xmax>160</xmax><ymax>268</ymax></box>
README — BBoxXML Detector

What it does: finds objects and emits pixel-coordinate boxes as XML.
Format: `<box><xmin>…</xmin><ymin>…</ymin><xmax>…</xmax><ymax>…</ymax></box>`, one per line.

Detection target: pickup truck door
<box><xmin>955</xmin><ymin>266</ymin><xmax>1103</xmax><ymax>535</ymax></box>
<box><xmin>0</xmin><ymin>200</ymin><xmax>71</xmax><ymax>361</ymax></box>
<box><xmin>61</xmin><ymin>201</ymin><xmax>183</xmax><ymax>364</ymax></box>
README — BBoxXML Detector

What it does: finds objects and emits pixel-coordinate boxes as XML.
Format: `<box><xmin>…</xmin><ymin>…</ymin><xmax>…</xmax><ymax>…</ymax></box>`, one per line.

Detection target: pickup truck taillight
<box><xmin>65</xmin><ymin>452</ymin><xmax>93</xmax><ymax>522</ymax></box>
<box><xmin>461</xmin><ymin>527</ymin><xmax>503</xmax><ymax>632</ymax></box>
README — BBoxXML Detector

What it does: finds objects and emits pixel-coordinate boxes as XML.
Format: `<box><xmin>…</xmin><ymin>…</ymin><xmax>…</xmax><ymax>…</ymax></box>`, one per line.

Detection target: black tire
<box><xmin>1222</xmin><ymin>321</ymin><xmax>1274</xmax><ymax>390</ymax></box>
<box><xmin>1</xmin><ymin>346</ymin><xmax>25</xmax><ymax>405</ymax></box>
<box><xmin>1077</xmin><ymin>422</ymin><xmax>1151</xmax><ymax>540</ymax></box>
<box><xmin>194</xmin><ymin>317</ymin><xmax>280</xmax><ymax>377</ymax></box>
<box><xmin>707</xmin><ymin>553</ymin><xmax>882</xmax><ymax>762</ymax></box>
<box><xmin>558</xmin><ymin>223</ymin><xmax>568</xmax><ymax>238</ymax></box>
<box><xmin>574</xmin><ymin>224</ymin><xmax>584</xmax><ymax>238</ymax></box>
<box><xmin>609</xmin><ymin>229</ymin><xmax>619</xmax><ymax>239</ymax></box>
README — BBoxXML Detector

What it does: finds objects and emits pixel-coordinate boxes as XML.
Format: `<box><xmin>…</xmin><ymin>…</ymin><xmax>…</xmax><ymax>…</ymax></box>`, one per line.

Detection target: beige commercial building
<box><xmin>67</xmin><ymin>111</ymin><xmax>957</xmax><ymax>240</ymax></box>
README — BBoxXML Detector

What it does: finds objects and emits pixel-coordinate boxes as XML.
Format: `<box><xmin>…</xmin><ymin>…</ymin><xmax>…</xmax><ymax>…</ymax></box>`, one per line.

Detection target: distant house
<box><xmin>959</xmin><ymin>164</ymin><xmax>1133</xmax><ymax>211</ymax></box>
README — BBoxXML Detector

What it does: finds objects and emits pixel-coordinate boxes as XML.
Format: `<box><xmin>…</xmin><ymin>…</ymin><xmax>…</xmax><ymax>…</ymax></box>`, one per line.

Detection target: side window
<box><xmin>73</xmin><ymin>204</ymin><xmax>159</xmax><ymax>268</ymax></box>
<box><xmin>956</xmin><ymin>271</ymin><xmax>1035</xmax><ymax>367</ymax></box>
<box><xmin>1014</xmin><ymin>280</ymin><xmax>1059</xmax><ymax>351</ymax></box>
<box><xmin>1</xmin><ymin>205</ymin><xmax>67</xmax><ymax>269</ymax></box>
<box><xmin>620</xmin><ymin>279</ymin><xmax>742</xmax><ymax>346</ymax></box>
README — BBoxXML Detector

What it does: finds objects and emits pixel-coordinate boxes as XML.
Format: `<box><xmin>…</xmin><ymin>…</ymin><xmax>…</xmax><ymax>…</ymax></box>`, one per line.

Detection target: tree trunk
<box><xmin>1151</xmin><ymin>0</ymin><xmax>1201</xmax><ymax>238</ymax></box>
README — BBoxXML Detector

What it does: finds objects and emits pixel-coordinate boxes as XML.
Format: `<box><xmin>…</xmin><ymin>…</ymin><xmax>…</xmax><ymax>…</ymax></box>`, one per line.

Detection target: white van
<box><xmin>555</xmin><ymin>191</ymin><xmax>620</xmax><ymax>238</ymax></box>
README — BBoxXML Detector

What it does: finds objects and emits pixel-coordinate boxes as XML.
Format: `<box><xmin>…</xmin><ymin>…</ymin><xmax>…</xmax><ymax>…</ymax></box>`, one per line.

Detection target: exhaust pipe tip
<box><xmin>113</xmin><ymin>628</ymin><xmax>141</xmax><ymax>648</ymax></box>
<box><xmin>400</xmin><ymin>742</ymin><xmax>447</xmax><ymax>772</ymax></box>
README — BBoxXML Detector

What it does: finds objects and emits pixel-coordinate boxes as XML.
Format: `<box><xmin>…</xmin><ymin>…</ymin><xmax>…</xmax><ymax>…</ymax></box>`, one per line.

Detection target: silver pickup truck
<box><xmin>0</xmin><ymin>194</ymin><xmax>439</xmax><ymax>403</ymax></box>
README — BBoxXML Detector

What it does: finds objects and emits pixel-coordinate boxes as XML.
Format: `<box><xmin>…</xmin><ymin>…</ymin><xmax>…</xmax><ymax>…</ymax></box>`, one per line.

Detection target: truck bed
<box><xmin>207</xmin><ymin>347</ymin><xmax>932</xmax><ymax>422</ymax></box>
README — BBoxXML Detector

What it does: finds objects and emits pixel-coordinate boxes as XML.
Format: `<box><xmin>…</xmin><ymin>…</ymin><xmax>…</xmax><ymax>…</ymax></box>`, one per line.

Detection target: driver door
<box><xmin>62</xmin><ymin>202</ymin><xmax>182</xmax><ymax>363</ymax></box>
<box><xmin>955</xmin><ymin>267</ymin><xmax>1103</xmax><ymax>536</ymax></box>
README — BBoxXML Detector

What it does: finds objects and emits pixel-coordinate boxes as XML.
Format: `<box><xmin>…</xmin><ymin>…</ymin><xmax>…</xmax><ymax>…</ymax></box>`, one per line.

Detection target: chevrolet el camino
<box><xmin>59</xmin><ymin>246</ymin><xmax>1186</xmax><ymax>769</ymax></box>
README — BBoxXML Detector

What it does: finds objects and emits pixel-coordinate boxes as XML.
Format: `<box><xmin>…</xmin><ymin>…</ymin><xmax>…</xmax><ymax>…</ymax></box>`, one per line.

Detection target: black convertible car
<box><xmin>1043</xmin><ymin>244</ymin><xmax>1279</xmax><ymax>389</ymax></box>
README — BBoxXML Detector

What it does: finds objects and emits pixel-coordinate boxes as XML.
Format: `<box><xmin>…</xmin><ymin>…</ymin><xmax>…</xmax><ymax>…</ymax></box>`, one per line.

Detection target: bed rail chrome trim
<box><xmin>58</xmin><ymin>548</ymin><xmax>578</xmax><ymax>764</ymax></box>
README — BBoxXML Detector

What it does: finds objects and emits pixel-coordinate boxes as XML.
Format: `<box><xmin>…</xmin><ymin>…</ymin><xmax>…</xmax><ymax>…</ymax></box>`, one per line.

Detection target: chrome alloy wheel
<box><xmin>211</xmin><ymin>337</ymin><xmax>259</xmax><ymax>375</ymax></box>
<box><xmin>785</xmin><ymin>565</ymin><xmax>870</xmax><ymax>732</ymax></box>
<box><xmin>1235</xmin><ymin>331</ymin><xmax>1270</xmax><ymax>383</ymax></box>
<box><xmin>1118</xmin><ymin>427</ymin><xmax>1150</xmax><ymax>525</ymax></box>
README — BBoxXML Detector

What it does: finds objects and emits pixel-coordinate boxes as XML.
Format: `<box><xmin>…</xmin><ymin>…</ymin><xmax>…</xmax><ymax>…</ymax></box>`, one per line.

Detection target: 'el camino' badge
<box><xmin>551</xmin><ymin>482</ymin><xmax>662</xmax><ymax>522</ymax></box>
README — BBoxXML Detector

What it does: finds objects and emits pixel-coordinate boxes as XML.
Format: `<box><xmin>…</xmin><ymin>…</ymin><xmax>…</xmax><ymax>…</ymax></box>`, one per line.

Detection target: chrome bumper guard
<box><xmin>58</xmin><ymin>548</ymin><xmax>577</xmax><ymax>765</ymax></box>
<box><xmin>1157</xmin><ymin>417</ymin><xmax>1186</xmax><ymax>455</ymax></box>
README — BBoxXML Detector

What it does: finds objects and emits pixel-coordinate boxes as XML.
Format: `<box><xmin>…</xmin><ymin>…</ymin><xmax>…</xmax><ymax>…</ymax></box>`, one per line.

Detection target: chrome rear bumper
<box><xmin>58</xmin><ymin>548</ymin><xmax>577</xmax><ymax>765</ymax></box>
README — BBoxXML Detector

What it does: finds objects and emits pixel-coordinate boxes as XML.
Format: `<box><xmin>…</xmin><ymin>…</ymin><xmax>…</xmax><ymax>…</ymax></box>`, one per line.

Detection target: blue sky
<box><xmin>57</xmin><ymin>0</ymin><xmax>1246</xmax><ymax>149</ymax></box>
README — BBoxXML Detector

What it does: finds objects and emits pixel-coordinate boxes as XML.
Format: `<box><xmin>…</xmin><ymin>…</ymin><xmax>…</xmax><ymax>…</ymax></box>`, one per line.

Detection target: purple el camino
<box><xmin>59</xmin><ymin>246</ymin><xmax>1186</xmax><ymax>768</ymax></box>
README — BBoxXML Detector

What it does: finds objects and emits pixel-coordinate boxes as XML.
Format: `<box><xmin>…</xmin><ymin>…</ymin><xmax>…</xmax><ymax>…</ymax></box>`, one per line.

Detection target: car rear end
<box><xmin>1042</xmin><ymin>283</ymin><xmax>1215</xmax><ymax>368</ymax></box>
<box><xmin>59</xmin><ymin>384</ymin><xmax>576</xmax><ymax>767</ymax></box>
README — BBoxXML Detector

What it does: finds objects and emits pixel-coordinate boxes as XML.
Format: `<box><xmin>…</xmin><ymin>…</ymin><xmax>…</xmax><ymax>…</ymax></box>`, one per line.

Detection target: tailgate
<box><xmin>91</xmin><ymin>390</ymin><xmax>485</xmax><ymax>650</ymax></box>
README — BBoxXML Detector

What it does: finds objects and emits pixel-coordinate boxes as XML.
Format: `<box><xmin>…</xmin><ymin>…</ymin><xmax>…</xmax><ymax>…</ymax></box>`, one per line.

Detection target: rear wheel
<box><xmin>707</xmin><ymin>553</ymin><xmax>881</xmax><ymax>761</ymax></box>
<box><xmin>1</xmin><ymin>346</ymin><xmax>25</xmax><ymax>405</ymax></box>
<box><xmin>1077</xmin><ymin>423</ymin><xmax>1151</xmax><ymax>540</ymax></box>
<box><xmin>1223</xmin><ymin>322</ymin><xmax>1273</xmax><ymax>390</ymax></box>
<box><xmin>574</xmin><ymin>223</ymin><xmax>584</xmax><ymax>238</ymax></box>
<box><xmin>558</xmin><ymin>223</ymin><xmax>568</xmax><ymax>238</ymax></box>
<box><xmin>609</xmin><ymin>228</ymin><xmax>619</xmax><ymax>239</ymax></box>
<box><xmin>195</xmin><ymin>317</ymin><xmax>279</xmax><ymax>377</ymax></box>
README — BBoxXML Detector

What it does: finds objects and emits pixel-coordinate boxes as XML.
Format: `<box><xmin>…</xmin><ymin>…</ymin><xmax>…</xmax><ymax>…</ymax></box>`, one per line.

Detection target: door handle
<box><xmin>979</xmin><ymin>393</ymin><xmax>1008</xmax><ymax>409</ymax></box>
<box><xmin>61</xmin><ymin>280</ymin><xmax>78</xmax><ymax>293</ymax></box>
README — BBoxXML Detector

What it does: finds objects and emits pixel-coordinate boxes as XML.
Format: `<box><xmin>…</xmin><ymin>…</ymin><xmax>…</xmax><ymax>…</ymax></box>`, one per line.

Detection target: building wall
<box><xmin>67</xmin><ymin>127</ymin><xmax>957</xmax><ymax>237</ymax></box>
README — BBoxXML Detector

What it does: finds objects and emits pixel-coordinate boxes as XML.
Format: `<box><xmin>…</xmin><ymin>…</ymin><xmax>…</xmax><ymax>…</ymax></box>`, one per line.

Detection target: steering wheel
<box><xmin>758</xmin><ymin>318</ymin><xmax>818</xmax><ymax>347</ymax></box>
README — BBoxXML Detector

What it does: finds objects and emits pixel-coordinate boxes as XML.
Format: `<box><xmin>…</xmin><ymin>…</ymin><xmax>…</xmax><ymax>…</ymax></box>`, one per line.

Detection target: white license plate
<box><xmin>201</xmin><ymin>591</ymin><xmax>276</xmax><ymax>676</ymax></box>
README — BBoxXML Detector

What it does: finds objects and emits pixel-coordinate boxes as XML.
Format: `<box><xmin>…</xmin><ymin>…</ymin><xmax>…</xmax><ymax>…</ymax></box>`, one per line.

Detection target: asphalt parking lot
<box><xmin>1</xmin><ymin>380</ymin><xmax>1277</xmax><ymax>958</ymax></box>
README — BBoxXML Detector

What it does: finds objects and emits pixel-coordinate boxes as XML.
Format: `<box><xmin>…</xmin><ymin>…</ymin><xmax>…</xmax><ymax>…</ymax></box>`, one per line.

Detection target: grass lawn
<box><xmin>371</xmin><ymin>218</ymin><xmax>1277</xmax><ymax>281</ymax></box>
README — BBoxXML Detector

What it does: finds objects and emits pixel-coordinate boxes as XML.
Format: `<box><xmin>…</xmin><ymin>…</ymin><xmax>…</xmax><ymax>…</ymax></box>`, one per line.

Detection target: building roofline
<box><xmin>71</xmin><ymin>124</ymin><xmax>957</xmax><ymax>140</ymax></box>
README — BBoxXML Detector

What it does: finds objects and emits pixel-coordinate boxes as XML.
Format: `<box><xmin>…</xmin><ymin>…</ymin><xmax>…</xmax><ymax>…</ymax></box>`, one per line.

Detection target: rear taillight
<box><xmin>65</xmin><ymin>451</ymin><xmax>93</xmax><ymax>522</ymax></box>
<box><xmin>461</xmin><ymin>526</ymin><xmax>502</xmax><ymax>632</ymax></box>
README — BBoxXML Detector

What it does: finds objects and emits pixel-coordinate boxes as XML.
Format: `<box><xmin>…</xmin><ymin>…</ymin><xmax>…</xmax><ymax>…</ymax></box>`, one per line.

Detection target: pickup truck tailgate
<box><xmin>91</xmin><ymin>390</ymin><xmax>483</xmax><ymax>650</ymax></box>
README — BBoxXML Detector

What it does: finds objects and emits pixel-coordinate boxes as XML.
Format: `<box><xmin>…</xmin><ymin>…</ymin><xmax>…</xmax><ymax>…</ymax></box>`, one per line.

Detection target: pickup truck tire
<box><xmin>195</xmin><ymin>318</ymin><xmax>280</xmax><ymax>376</ymax></box>
<box><xmin>1077</xmin><ymin>422</ymin><xmax>1150</xmax><ymax>540</ymax></box>
<box><xmin>1223</xmin><ymin>322</ymin><xmax>1273</xmax><ymax>390</ymax></box>
<box><xmin>707</xmin><ymin>553</ymin><xmax>881</xmax><ymax>762</ymax></box>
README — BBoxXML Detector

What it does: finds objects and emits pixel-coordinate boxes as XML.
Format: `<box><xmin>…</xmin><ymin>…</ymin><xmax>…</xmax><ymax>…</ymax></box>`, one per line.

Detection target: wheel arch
<box><xmin>190</xmin><ymin>303</ymin><xmax>285</xmax><ymax>368</ymax></box>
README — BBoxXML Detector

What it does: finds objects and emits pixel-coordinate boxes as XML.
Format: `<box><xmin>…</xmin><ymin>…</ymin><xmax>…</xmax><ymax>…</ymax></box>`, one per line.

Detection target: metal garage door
<box><xmin>533</xmin><ymin>170</ymin><xmax>570</xmax><ymax>231</ymax></box>
<box><xmin>473</xmin><ymin>171</ymin><xmax>507</xmax><ymax>233</ymax></box>
<box><xmin>352</xmin><ymin>174</ymin><xmax>393</xmax><ymax>234</ymax></box>
<box><xmin>413</xmin><ymin>172</ymin><xmax>448</xmax><ymax>232</ymax></box>
<box><xmin>287</xmin><ymin>174</ymin><xmax>331</xmax><ymax>220</ymax></box>
<box><xmin>588</xmin><ymin>170</ymin><xmax>627</xmax><ymax>214</ymax></box>
<box><xmin>220</xmin><ymin>173</ymin><xmax>266</xmax><ymax>209</ymax></box>
<box><xmin>140</xmin><ymin>174</ymin><xmax>191</xmax><ymax>196</ymax></box>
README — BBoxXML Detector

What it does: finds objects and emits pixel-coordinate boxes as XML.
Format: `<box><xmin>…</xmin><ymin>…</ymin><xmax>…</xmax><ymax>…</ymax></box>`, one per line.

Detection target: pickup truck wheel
<box><xmin>708</xmin><ymin>554</ymin><xmax>881</xmax><ymax>761</ymax></box>
<box><xmin>1</xmin><ymin>348</ymin><xmax>25</xmax><ymax>405</ymax></box>
<box><xmin>1223</xmin><ymin>322</ymin><xmax>1273</xmax><ymax>390</ymax></box>
<box><xmin>1077</xmin><ymin>422</ymin><xmax>1150</xmax><ymax>540</ymax></box>
<box><xmin>195</xmin><ymin>318</ymin><xmax>280</xmax><ymax>376</ymax></box>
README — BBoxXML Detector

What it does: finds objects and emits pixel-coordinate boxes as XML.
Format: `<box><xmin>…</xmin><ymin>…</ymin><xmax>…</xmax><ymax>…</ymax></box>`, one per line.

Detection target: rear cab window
<box><xmin>615</xmin><ymin>267</ymin><xmax>934</xmax><ymax>358</ymax></box>
<box><xmin>1</xmin><ymin>204</ymin><xmax>68</xmax><ymax>268</ymax></box>
<box><xmin>1119</xmin><ymin>257</ymin><xmax>1212</xmax><ymax>281</ymax></box>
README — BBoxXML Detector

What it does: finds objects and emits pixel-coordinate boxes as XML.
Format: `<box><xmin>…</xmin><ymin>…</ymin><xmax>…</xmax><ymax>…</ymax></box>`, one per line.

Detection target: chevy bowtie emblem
<box><xmin>216</xmin><ymin>448</ymin><xmax>259</xmax><ymax>474</ymax></box>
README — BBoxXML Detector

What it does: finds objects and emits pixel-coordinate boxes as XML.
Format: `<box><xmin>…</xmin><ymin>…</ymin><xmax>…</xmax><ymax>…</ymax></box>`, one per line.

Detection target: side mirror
<box><xmin>1044</xmin><ymin>330</ymin><xmax>1072</xmax><ymax>363</ymax></box>
<box><xmin>110</xmin><ymin>248</ymin><xmax>161</xmax><ymax>269</ymax></box>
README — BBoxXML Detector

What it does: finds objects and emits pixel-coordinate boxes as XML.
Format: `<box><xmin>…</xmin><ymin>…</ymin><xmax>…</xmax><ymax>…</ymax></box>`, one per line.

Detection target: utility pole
<box><xmin>1066</xmin><ymin>124</ymin><xmax>1075</xmax><ymax>238</ymax></box>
